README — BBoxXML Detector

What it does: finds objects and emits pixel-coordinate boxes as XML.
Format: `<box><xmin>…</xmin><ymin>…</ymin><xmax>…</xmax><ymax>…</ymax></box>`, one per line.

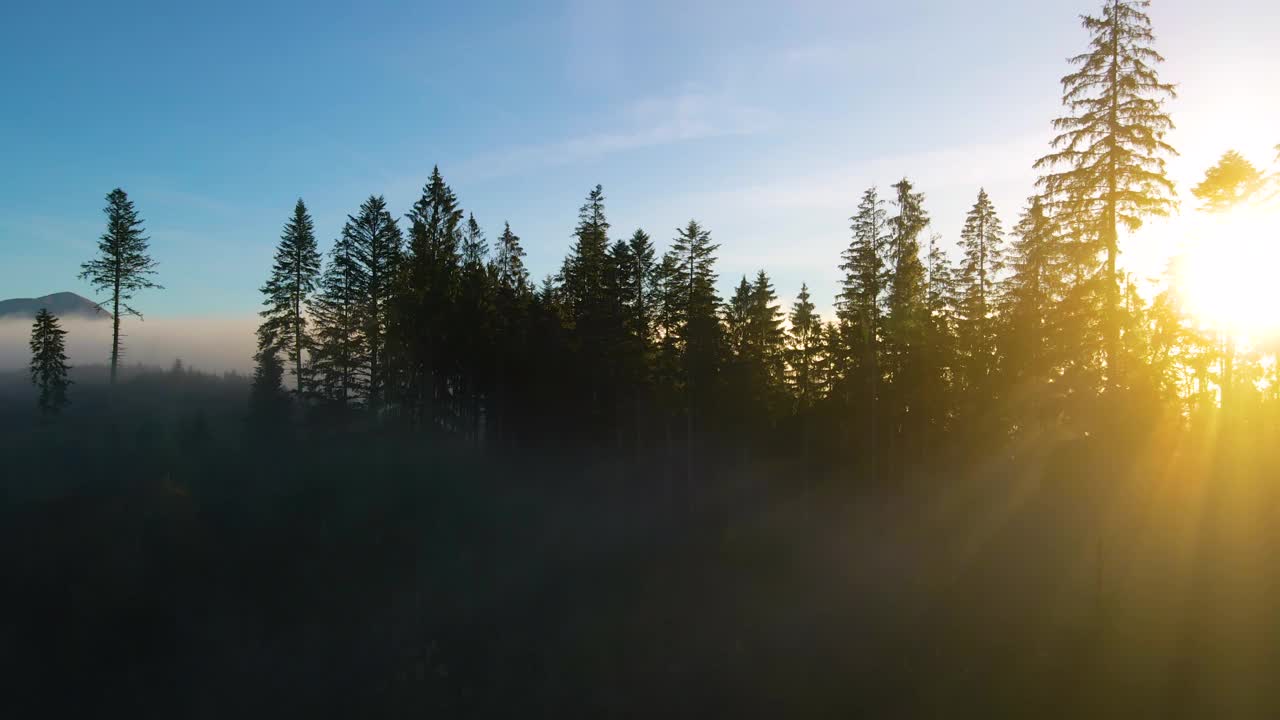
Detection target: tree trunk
<box><xmin>110</xmin><ymin>283</ymin><xmax>120</xmax><ymax>385</ymax></box>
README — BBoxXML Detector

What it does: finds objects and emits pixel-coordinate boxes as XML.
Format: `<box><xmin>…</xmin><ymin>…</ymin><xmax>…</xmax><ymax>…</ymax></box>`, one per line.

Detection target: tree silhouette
<box><xmin>259</xmin><ymin>199</ymin><xmax>322</xmax><ymax>395</ymax></box>
<box><xmin>79</xmin><ymin>188</ymin><xmax>161</xmax><ymax>384</ymax></box>
<box><xmin>786</xmin><ymin>283</ymin><xmax>825</xmax><ymax>411</ymax></box>
<box><xmin>309</xmin><ymin>228</ymin><xmax>368</xmax><ymax>408</ymax></box>
<box><xmin>29</xmin><ymin>309</ymin><xmax>71</xmax><ymax>414</ymax></box>
<box><xmin>957</xmin><ymin>189</ymin><xmax>1005</xmax><ymax>409</ymax></box>
<box><xmin>1035</xmin><ymin>0</ymin><xmax>1177</xmax><ymax>388</ymax></box>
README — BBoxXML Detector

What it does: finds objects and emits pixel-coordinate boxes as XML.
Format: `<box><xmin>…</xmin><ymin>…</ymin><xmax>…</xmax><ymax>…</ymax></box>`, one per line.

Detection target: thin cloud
<box><xmin>455</xmin><ymin>91</ymin><xmax>775</xmax><ymax>182</ymax></box>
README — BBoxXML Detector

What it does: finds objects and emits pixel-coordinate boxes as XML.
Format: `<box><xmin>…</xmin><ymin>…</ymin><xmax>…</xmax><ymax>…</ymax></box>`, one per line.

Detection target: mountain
<box><xmin>0</xmin><ymin>292</ymin><xmax>110</xmax><ymax>321</ymax></box>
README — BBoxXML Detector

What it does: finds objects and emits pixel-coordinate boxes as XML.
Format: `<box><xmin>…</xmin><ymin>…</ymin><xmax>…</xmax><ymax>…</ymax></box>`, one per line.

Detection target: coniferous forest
<box><xmin>5</xmin><ymin>1</ymin><xmax>1280</xmax><ymax>716</ymax></box>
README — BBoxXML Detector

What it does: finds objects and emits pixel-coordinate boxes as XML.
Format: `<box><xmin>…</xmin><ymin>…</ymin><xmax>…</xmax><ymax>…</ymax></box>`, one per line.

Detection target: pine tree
<box><xmin>1000</xmin><ymin>196</ymin><xmax>1064</xmax><ymax>386</ymax></box>
<box><xmin>1192</xmin><ymin>150</ymin><xmax>1266</xmax><ymax>212</ymax></box>
<box><xmin>79</xmin><ymin>188</ymin><xmax>161</xmax><ymax>384</ymax></box>
<box><xmin>924</xmin><ymin>233</ymin><xmax>960</xmax><ymax>433</ymax></box>
<box><xmin>29</xmin><ymin>309</ymin><xmax>71</xmax><ymax>414</ymax></box>
<box><xmin>494</xmin><ymin>221</ymin><xmax>530</xmax><ymax>295</ymax></box>
<box><xmin>458</xmin><ymin>213</ymin><xmax>497</xmax><ymax>443</ymax></box>
<box><xmin>560</xmin><ymin>185</ymin><xmax>611</xmax><ymax>335</ymax></box>
<box><xmin>399</xmin><ymin>166</ymin><xmax>464</xmax><ymax>424</ymax></box>
<box><xmin>787</xmin><ymin>283</ymin><xmax>825</xmax><ymax>410</ymax></box>
<box><xmin>559</xmin><ymin>185</ymin><xmax>624</xmax><ymax>439</ymax></box>
<box><xmin>345</xmin><ymin>195</ymin><xmax>403</xmax><ymax>411</ymax></box>
<box><xmin>620</xmin><ymin>229</ymin><xmax>658</xmax><ymax>345</ymax></box>
<box><xmin>258</xmin><ymin>199</ymin><xmax>321</xmax><ymax>395</ymax></box>
<box><xmin>1035</xmin><ymin>0</ymin><xmax>1178</xmax><ymax>385</ymax></box>
<box><xmin>724</xmin><ymin>276</ymin><xmax>754</xmax><ymax>358</ymax></box>
<box><xmin>956</xmin><ymin>189</ymin><xmax>1005</xmax><ymax>403</ymax></box>
<box><xmin>837</xmin><ymin>187</ymin><xmax>891</xmax><ymax>408</ymax></box>
<box><xmin>309</xmin><ymin>231</ymin><xmax>368</xmax><ymax>408</ymax></box>
<box><xmin>749</xmin><ymin>270</ymin><xmax>787</xmax><ymax>412</ymax></box>
<box><xmin>883</xmin><ymin>178</ymin><xmax>933</xmax><ymax>458</ymax></box>
<box><xmin>491</xmin><ymin>222</ymin><xmax>531</xmax><ymax>448</ymax></box>
<box><xmin>667</xmin><ymin>220</ymin><xmax>723</xmax><ymax>457</ymax></box>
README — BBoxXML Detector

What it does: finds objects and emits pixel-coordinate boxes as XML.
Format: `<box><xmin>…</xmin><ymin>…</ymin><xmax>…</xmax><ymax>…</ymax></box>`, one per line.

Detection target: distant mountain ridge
<box><xmin>0</xmin><ymin>292</ymin><xmax>110</xmax><ymax>320</ymax></box>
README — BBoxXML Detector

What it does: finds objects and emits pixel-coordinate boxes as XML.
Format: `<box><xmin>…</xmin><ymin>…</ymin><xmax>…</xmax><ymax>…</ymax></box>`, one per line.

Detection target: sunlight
<box><xmin>1177</xmin><ymin>202</ymin><xmax>1280</xmax><ymax>343</ymax></box>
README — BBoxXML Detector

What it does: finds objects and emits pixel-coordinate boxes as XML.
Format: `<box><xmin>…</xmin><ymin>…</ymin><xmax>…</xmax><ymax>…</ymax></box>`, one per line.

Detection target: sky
<box><xmin>2</xmin><ymin>0</ymin><xmax>1277</xmax><ymax>339</ymax></box>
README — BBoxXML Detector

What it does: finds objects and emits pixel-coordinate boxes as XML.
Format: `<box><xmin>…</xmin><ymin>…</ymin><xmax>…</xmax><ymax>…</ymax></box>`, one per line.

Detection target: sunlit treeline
<box><xmin>38</xmin><ymin>0</ymin><xmax>1279</xmax><ymax>473</ymax></box>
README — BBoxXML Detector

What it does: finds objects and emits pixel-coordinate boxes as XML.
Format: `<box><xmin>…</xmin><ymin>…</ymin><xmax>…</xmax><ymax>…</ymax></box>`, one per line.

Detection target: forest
<box><xmin>6</xmin><ymin>0</ymin><xmax>1280</xmax><ymax>716</ymax></box>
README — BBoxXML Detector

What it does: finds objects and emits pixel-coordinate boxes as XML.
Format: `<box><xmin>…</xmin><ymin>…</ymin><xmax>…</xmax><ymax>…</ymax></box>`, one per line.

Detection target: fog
<box><xmin>0</xmin><ymin>315</ymin><xmax>258</xmax><ymax>374</ymax></box>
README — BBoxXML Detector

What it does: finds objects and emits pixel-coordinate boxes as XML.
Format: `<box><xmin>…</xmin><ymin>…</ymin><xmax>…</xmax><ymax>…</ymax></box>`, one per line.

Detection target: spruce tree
<box><xmin>399</xmin><ymin>166</ymin><xmax>464</xmax><ymax>423</ymax></box>
<box><xmin>668</xmin><ymin>220</ymin><xmax>722</xmax><ymax>456</ymax></box>
<box><xmin>29</xmin><ymin>309</ymin><xmax>71</xmax><ymax>414</ymax></box>
<box><xmin>957</xmin><ymin>189</ymin><xmax>1005</xmax><ymax>403</ymax></box>
<box><xmin>724</xmin><ymin>276</ymin><xmax>755</xmax><ymax>358</ymax></box>
<box><xmin>494</xmin><ymin>221</ymin><xmax>530</xmax><ymax>295</ymax></box>
<box><xmin>1035</xmin><ymin>0</ymin><xmax>1177</xmax><ymax>385</ymax></box>
<box><xmin>787</xmin><ymin>283</ymin><xmax>825</xmax><ymax>410</ymax></box>
<box><xmin>883</xmin><ymin>178</ymin><xmax>933</xmax><ymax>458</ymax></box>
<box><xmin>837</xmin><ymin>188</ymin><xmax>891</xmax><ymax>402</ymax></box>
<box><xmin>309</xmin><ymin>231</ymin><xmax>368</xmax><ymax>407</ymax></box>
<box><xmin>559</xmin><ymin>185</ymin><xmax>624</xmax><ymax>439</ymax></box>
<box><xmin>259</xmin><ymin>198</ymin><xmax>321</xmax><ymax>395</ymax></box>
<box><xmin>621</xmin><ymin>229</ymin><xmax>657</xmax><ymax>345</ymax></box>
<box><xmin>458</xmin><ymin>213</ymin><xmax>497</xmax><ymax>442</ymax></box>
<box><xmin>1192</xmin><ymin>150</ymin><xmax>1265</xmax><ymax>211</ymax></box>
<box><xmin>1000</xmin><ymin>196</ymin><xmax>1063</xmax><ymax>385</ymax></box>
<box><xmin>345</xmin><ymin>195</ymin><xmax>403</xmax><ymax>411</ymax></box>
<box><xmin>749</xmin><ymin>270</ymin><xmax>787</xmax><ymax>413</ymax></box>
<box><xmin>491</xmin><ymin>222</ymin><xmax>531</xmax><ymax>448</ymax></box>
<box><xmin>79</xmin><ymin>188</ymin><xmax>161</xmax><ymax>384</ymax></box>
<box><xmin>560</xmin><ymin>185</ymin><xmax>611</xmax><ymax>333</ymax></box>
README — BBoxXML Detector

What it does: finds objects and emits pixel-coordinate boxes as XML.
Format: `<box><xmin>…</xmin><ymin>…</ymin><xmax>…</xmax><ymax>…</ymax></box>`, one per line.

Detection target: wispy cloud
<box><xmin>699</xmin><ymin>133</ymin><xmax>1047</xmax><ymax>214</ymax></box>
<box><xmin>455</xmin><ymin>91</ymin><xmax>776</xmax><ymax>182</ymax></box>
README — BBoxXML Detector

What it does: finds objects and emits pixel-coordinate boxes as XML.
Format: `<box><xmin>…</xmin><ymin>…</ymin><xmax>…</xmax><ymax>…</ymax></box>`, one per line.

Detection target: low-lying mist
<box><xmin>0</xmin><ymin>315</ymin><xmax>259</xmax><ymax>374</ymax></box>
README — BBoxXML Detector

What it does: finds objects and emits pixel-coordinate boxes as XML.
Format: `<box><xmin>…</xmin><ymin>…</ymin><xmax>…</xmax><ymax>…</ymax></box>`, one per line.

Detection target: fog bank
<box><xmin>0</xmin><ymin>315</ymin><xmax>259</xmax><ymax>374</ymax></box>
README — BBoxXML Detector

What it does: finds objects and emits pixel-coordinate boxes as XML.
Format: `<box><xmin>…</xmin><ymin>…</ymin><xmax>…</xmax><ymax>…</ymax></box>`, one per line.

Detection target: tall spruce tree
<box><xmin>399</xmin><ymin>166</ymin><xmax>464</xmax><ymax>423</ymax></box>
<box><xmin>560</xmin><ymin>185</ymin><xmax>611</xmax><ymax>336</ymax></box>
<box><xmin>259</xmin><ymin>198</ymin><xmax>321</xmax><ymax>395</ymax></box>
<box><xmin>837</xmin><ymin>187</ymin><xmax>891</xmax><ymax>410</ymax></box>
<box><xmin>79</xmin><ymin>188</ymin><xmax>161</xmax><ymax>384</ymax></box>
<box><xmin>559</xmin><ymin>185</ymin><xmax>623</xmax><ymax>438</ymax></box>
<box><xmin>458</xmin><ymin>213</ymin><xmax>497</xmax><ymax>443</ymax></box>
<box><xmin>1000</xmin><ymin>196</ymin><xmax>1064</xmax><ymax>386</ymax></box>
<box><xmin>883</xmin><ymin>178</ymin><xmax>933</xmax><ymax>458</ymax></box>
<box><xmin>621</xmin><ymin>229</ymin><xmax>658</xmax><ymax>345</ymax></box>
<box><xmin>345</xmin><ymin>195</ymin><xmax>403</xmax><ymax>411</ymax></box>
<box><xmin>494</xmin><ymin>221</ymin><xmax>530</xmax><ymax>295</ymax></box>
<box><xmin>309</xmin><ymin>231</ymin><xmax>368</xmax><ymax>407</ymax></box>
<box><xmin>787</xmin><ymin>283</ymin><xmax>825</xmax><ymax>410</ymax></box>
<box><xmin>957</xmin><ymin>189</ymin><xmax>1005</xmax><ymax>402</ymax></box>
<box><xmin>667</xmin><ymin>220</ymin><xmax>722</xmax><ymax>454</ymax></box>
<box><xmin>29</xmin><ymin>309</ymin><xmax>71</xmax><ymax>414</ymax></box>
<box><xmin>1035</xmin><ymin>0</ymin><xmax>1177</xmax><ymax>386</ymax></box>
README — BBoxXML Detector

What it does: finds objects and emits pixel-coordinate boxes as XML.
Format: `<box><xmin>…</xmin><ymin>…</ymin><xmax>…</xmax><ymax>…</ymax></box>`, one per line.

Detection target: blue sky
<box><xmin>2</xmin><ymin>0</ymin><xmax>1277</xmax><ymax>320</ymax></box>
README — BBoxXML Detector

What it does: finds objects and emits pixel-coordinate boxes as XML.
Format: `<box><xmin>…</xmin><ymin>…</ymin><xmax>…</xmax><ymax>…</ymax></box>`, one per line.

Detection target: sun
<box><xmin>1174</xmin><ymin>202</ymin><xmax>1280</xmax><ymax>344</ymax></box>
